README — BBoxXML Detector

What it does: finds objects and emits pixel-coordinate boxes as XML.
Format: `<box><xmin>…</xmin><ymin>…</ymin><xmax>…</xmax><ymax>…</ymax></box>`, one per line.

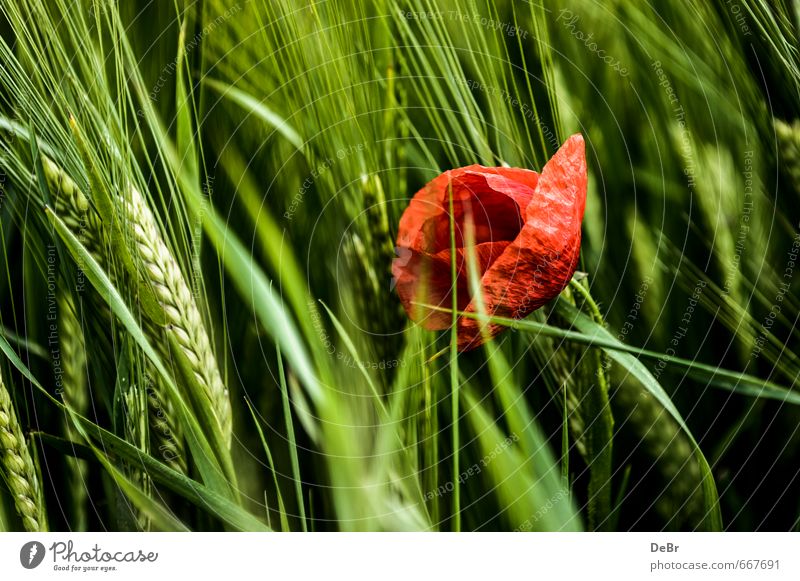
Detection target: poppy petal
<box><xmin>396</xmin><ymin>166</ymin><xmax>537</xmax><ymax>253</ymax></box>
<box><xmin>457</xmin><ymin>134</ymin><xmax>587</xmax><ymax>350</ymax></box>
<box><xmin>392</xmin><ymin>241</ymin><xmax>510</xmax><ymax>330</ymax></box>
<box><xmin>470</xmin><ymin>167</ymin><xmax>539</xmax><ymax>210</ymax></box>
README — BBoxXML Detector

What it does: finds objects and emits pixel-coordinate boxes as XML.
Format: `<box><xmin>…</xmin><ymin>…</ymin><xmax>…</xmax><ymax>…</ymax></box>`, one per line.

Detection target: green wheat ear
<box><xmin>614</xmin><ymin>374</ymin><xmax>706</xmax><ymax>530</ymax></box>
<box><xmin>775</xmin><ymin>118</ymin><xmax>800</xmax><ymax>192</ymax></box>
<box><xmin>42</xmin><ymin>154</ymin><xmax>232</xmax><ymax>448</ymax></box>
<box><xmin>124</xmin><ymin>184</ymin><xmax>232</xmax><ymax>448</ymax></box>
<box><xmin>0</xmin><ymin>369</ymin><xmax>47</xmax><ymax>532</ymax></box>
<box><xmin>58</xmin><ymin>293</ymin><xmax>90</xmax><ymax>530</ymax></box>
<box><xmin>146</xmin><ymin>372</ymin><xmax>188</xmax><ymax>474</ymax></box>
<box><xmin>345</xmin><ymin>174</ymin><xmax>405</xmax><ymax>361</ymax></box>
<box><xmin>40</xmin><ymin>156</ymin><xmax>103</xmax><ymax>253</ymax></box>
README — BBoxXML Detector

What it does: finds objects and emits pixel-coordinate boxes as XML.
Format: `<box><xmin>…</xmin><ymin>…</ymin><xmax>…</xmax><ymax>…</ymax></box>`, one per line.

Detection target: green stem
<box><xmin>423</xmin><ymin>344</ymin><xmax>439</xmax><ymax>526</ymax></box>
<box><xmin>569</xmin><ymin>279</ymin><xmax>614</xmax><ymax>531</ymax></box>
<box><xmin>448</xmin><ymin>180</ymin><xmax>461</xmax><ymax>531</ymax></box>
<box><xmin>561</xmin><ymin>383</ymin><xmax>570</xmax><ymax>489</ymax></box>
<box><xmin>277</xmin><ymin>347</ymin><xmax>308</xmax><ymax>532</ymax></box>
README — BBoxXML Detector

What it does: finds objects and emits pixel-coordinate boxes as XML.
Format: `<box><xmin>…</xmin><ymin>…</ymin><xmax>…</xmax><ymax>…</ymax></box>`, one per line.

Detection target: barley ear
<box><xmin>41</xmin><ymin>155</ymin><xmax>103</xmax><ymax>253</ymax></box>
<box><xmin>775</xmin><ymin>118</ymin><xmax>800</xmax><ymax>194</ymax></box>
<box><xmin>614</xmin><ymin>375</ymin><xmax>705</xmax><ymax>530</ymax></box>
<box><xmin>43</xmin><ymin>157</ymin><xmax>196</xmax><ymax>456</ymax></box>
<box><xmin>122</xmin><ymin>380</ymin><xmax>151</xmax><ymax>531</ymax></box>
<box><xmin>0</xmin><ymin>370</ymin><xmax>47</xmax><ymax>532</ymax></box>
<box><xmin>58</xmin><ymin>293</ymin><xmax>90</xmax><ymax>530</ymax></box>
<box><xmin>124</xmin><ymin>185</ymin><xmax>232</xmax><ymax>447</ymax></box>
<box><xmin>42</xmin><ymin>155</ymin><xmax>232</xmax><ymax>448</ymax></box>
<box><xmin>146</xmin><ymin>370</ymin><xmax>188</xmax><ymax>474</ymax></box>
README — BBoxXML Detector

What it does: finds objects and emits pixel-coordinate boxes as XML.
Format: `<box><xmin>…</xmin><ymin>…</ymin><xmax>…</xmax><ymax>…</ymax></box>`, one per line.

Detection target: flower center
<box><xmin>432</xmin><ymin>188</ymin><xmax>525</xmax><ymax>253</ymax></box>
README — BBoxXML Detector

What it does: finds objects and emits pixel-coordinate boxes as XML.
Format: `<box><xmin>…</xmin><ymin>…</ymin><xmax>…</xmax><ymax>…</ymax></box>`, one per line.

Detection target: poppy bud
<box><xmin>392</xmin><ymin>134</ymin><xmax>587</xmax><ymax>350</ymax></box>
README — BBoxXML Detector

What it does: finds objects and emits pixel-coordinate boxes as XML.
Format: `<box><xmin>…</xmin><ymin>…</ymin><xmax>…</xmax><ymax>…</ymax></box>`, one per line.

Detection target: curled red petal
<box><xmin>458</xmin><ymin>134</ymin><xmax>587</xmax><ymax>350</ymax></box>
<box><xmin>396</xmin><ymin>165</ymin><xmax>538</xmax><ymax>253</ymax></box>
<box><xmin>392</xmin><ymin>241</ymin><xmax>511</xmax><ymax>330</ymax></box>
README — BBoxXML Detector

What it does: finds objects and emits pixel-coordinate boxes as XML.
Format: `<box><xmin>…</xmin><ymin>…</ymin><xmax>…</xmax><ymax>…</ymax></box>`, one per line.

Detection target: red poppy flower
<box><xmin>392</xmin><ymin>134</ymin><xmax>587</xmax><ymax>351</ymax></box>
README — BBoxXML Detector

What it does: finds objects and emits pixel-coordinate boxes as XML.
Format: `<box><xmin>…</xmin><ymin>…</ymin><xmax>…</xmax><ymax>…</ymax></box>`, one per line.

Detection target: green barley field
<box><xmin>0</xmin><ymin>0</ymin><xmax>799</xmax><ymax>533</ymax></box>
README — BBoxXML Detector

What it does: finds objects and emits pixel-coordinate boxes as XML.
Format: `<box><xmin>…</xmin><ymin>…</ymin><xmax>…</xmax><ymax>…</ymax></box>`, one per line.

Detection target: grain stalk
<box><xmin>124</xmin><ymin>184</ymin><xmax>232</xmax><ymax>447</ymax></box>
<box><xmin>568</xmin><ymin>280</ymin><xmax>614</xmax><ymax>531</ymax></box>
<box><xmin>41</xmin><ymin>157</ymin><xmax>221</xmax><ymax>459</ymax></box>
<box><xmin>0</xmin><ymin>369</ymin><xmax>46</xmax><ymax>532</ymax></box>
<box><xmin>58</xmin><ymin>293</ymin><xmax>90</xmax><ymax>530</ymax></box>
<box><xmin>145</xmin><ymin>370</ymin><xmax>188</xmax><ymax>474</ymax></box>
<box><xmin>613</xmin><ymin>375</ymin><xmax>705</xmax><ymax>530</ymax></box>
<box><xmin>41</xmin><ymin>156</ymin><xmax>102</xmax><ymax>254</ymax></box>
<box><xmin>775</xmin><ymin>118</ymin><xmax>800</xmax><ymax>195</ymax></box>
<box><xmin>346</xmin><ymin>174</ymin><xmax>405</xmax><ymax>363</ymax></box>
<box><xmin>122</xmin><ymin>378</ymin><xmax>151</xmax><ymax>531</ymax></box>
